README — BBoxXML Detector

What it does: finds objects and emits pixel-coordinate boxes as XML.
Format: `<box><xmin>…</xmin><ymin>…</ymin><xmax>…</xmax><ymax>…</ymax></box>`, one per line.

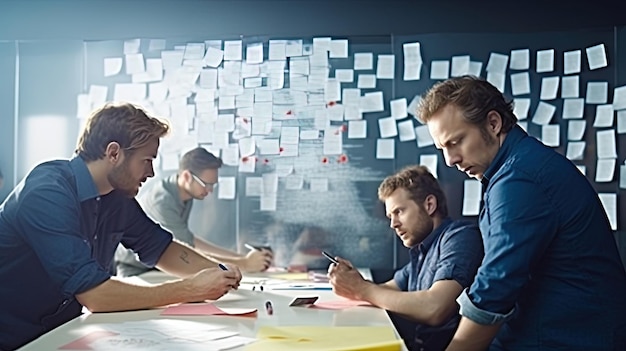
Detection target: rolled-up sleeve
<box><xmin>120</xmin><ymin>199</ymin><xmax>172</xmax><ymax>267</ymax></box>
<box><xmin>433</xmin><ymin>223</ymin><xmax>483</xmax><ymax>288</ymax></box>
<box><xmin>457</xmin><ymin>288</ymin><xmax>516</xmax><ymax>325</ymax></box>
<box><xmin>393</xmin><ymin>263</ymin><xmax>411</xmax><ymax>291</ymax></box>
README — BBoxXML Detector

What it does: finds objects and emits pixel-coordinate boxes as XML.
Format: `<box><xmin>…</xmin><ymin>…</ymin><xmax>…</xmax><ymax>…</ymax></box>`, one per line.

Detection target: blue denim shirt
<box><xmin>458</xmin><ymin>125</ymin><xmax>626</xmax><ymax>350</ymax></box>
<box><xmin>394</xmin><ymin>219</ymin><xmax>483</xmax><ymax>345</ymax></box>
<box><xmin>0</xmin><ymin>157</ymin><xmax>172</xmax><ymax>350</ymax></box>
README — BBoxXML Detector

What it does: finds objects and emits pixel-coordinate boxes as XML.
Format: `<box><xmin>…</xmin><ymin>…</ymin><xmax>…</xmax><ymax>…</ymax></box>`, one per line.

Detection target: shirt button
<box><xmin>96</xmin><ymin>197</ymin><xmax>101</xmax><ymax>201</ymax></box>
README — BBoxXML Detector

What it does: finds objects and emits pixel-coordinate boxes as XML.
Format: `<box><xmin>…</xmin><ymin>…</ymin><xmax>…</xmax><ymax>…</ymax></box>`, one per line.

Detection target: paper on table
<box><xmin>59</xmin><ymin>331</ymin><xmax>119</xmax><ymax>350</ymax></box>
<box><xmin>311</xmin><ymin>298</ymin><xmax>374</xmax><ymax>310</ymax></box>
<box><xmin>162</xmin><ymin>303</ymin><xmax>257</xmax><ymax>317</ymax></box>
<box><xmin>245</xmin><ymin>326</ymin><xmax>403</xmax><ymax>351</ymax></box>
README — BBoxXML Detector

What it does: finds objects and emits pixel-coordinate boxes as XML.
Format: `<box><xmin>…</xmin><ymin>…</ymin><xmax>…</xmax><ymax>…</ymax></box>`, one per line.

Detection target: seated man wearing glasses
<box><xmin>115</xmin><ymin>147</ymin><xmax>273</xmax><ymax>276</ymax></box>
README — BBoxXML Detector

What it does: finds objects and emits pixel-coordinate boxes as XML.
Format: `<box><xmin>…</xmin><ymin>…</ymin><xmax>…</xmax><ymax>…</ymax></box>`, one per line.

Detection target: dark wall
<box><xmin>1</xmin><ymin>0</ymin><xmax>625</xmax><ymax>40</ymax></box>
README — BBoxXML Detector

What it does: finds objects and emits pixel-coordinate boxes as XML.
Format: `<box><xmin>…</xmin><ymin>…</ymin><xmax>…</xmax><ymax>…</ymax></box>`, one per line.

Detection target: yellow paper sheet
<box><xmin>244</xmin><ymin>326</ymin><xmax>403</xmax><ymax>351</ymax></box>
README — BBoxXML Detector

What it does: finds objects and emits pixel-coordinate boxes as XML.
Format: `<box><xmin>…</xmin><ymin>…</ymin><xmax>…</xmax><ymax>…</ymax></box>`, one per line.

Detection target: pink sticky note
<box><xmin>311</xmin><ymin>299</ymin><xmax>374</xmax><ymax>310</ymax></box>
<box><xmin>58</xmin><ymin>331</ymin><xmax>118</xmax><ymax>350</ymax></box>
<box><xmin>161</xmin><ymin>302</ymin><xmax>257</xmax><ymax>317</ymax></box>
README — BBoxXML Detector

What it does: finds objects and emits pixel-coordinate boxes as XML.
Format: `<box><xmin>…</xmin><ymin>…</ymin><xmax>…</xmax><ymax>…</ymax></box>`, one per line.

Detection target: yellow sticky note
<box><xmin>245</xmin><ymin>326</ymin><xmax>403</xmax><ymax>351</ymax></box>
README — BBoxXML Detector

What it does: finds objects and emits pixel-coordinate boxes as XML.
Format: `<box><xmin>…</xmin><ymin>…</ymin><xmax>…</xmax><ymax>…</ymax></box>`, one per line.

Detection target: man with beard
<box><xmin>0</xmin><ymin>103</ymin><xmax>242</xmax><ymax>351</ymax></box>
<box><xmin>328</xmin><ymin>165</ymin><xmax>483</xmax><ymax>351</ymax></box>
<box><xmin>115</xmin><ymin>147</ymin><xmax>273</xmax><ymax>276</ymax></box>
<box><xmin>418</xmin><ymin>76</ymin><xmax>626</xmax><ymax>350</ymax></box>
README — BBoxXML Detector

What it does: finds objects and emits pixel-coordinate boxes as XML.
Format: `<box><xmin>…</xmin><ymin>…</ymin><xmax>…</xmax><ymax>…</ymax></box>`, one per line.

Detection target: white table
<box><xmin>19</xmin><ymin>270</ymin><xmax>407</xmax><ymax>350</ymax></box>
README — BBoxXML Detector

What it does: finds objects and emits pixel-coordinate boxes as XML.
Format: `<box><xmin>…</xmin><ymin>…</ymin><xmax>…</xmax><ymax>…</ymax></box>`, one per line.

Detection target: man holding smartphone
<box><xmin>328</xmin><ymin>165</ymin><xmax>483</xmax><ymax>351</ymax></box>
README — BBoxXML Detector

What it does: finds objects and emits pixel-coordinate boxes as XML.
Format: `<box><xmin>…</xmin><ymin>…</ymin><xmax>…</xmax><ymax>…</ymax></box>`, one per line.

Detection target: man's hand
<box><xmin>184</xmin><ymin>266</ymin><xmax>241</xmax><ymax>301</ymax></box>
<box><xmin>242</xmin><ymin>249</ymin><xmax>273</xmax><ymax>272</ymax></box>
<box><xmin>328</xmin><ymin>258</ymin><xmax>367</xmax><ymax>300</ymax></box>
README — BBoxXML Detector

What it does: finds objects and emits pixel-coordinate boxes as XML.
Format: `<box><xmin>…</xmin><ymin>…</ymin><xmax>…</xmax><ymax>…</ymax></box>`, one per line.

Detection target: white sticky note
<box><xmin>123</xmin><ymin>38</ymin><xmax>140</xmax><ymax>54</ymax></box>
<box><xmin>618</xmin><ymin>110</ymin><xmax>626</xmax><ymax>134</ymax></box>
<box><xmin>462</xmin><ymin>180</ymin><xmax>482</xmax><ymax>216</ymax></box>
<box><xmin>536</xmin><ymin>49</ymin><xmax>555</xmax><ymax>73</ymax></box>
<box><xmin>245</xmin><ymin>177</ymin><xmax>262</xmax><ymax>196</ymax></box>
<box><xmin>104</xmin><ymin>57</ymin><xmax>123</xmax><ymax>77</ymax></box>
<box><xmin>620</xmin><ymin>165</ymin><xmax>626</xmax><ymax>189</ymax></box>
<box><xmin>268</xmin><ymin>40</ymin><xmax>286</xmax><ymax>61</ymax></box>
<box><xmin>415</xmin><ymin>125</ymin><xmax>435</xmax><ymax>147</ymax></box>
<box><xmin>310</xmin><ymin>178</ymin><xmax>329</xmax><ymax>192</ymax></box>
<box><xmin>420</xmin><ymin>154</ymin><xmax>438</xmax><ymax>178</ymax></box>
<box><xmin>586</xmin><ymin>43</ymin><xmax>608</xmax><ymax>70</ymax></box>
<box><xmin>563</xmin><ymin>50</ymin><xmax>581</xmax><ymax>75</ymax></box>
<box><xmin>561</xmin><ymin>75</ymin><xmax>579</xmax><ymax>98</ymax></box>
<box><xmin>598</xmin><ymin>193</ymin><xmax>617</xmax><ymax>230</ymax></box>
<box><xmin>217</xmin><ymin>177</ymin><xmax>236</xmax><ymax>200</ymax></box>
<box><xmin>541</xmin><ymin>124</ymin><xmax>560</xmax><ymax>147</ymax></box>
<box><xmin>486</xmin><ymin>72</ymin><xmax>505</xmax><ymax>93</ymax></box>
<box><xmin>223</xmin><ymin>40</ymin><xmax>242</xmax><ymax>61</ymax></box>
<box><xmin>562</xmin><ymin>98</ymin><xmax>585</xmax><ymax>119</ymax></box>
<box><xmin>597</xmin><ymin>129</ymin><xmax>617</xmax><ymax>159</ymax></box>
<box><xmin>511</xmin><ymin>72</ymin><xmax>531</xmax><ymax>96</ymax></box>
<box><xmin>285</xmin><ymin>175</ymin><xmax>303</xmax><ymax>190</ymax></box>
<box><xmin>125</xmin><ymin>53</ymin><xmax>145</xmax><ymax>74</ymax></box>
<box><xmin>468</xmin><ymin>61</ymin><xmax>483</xmax><ymax>77</ymax></box>
<box><xmin>260</xmin><ymin>193</ymin><xmax>277</xmax><ymax>211</ymax></box>
<box><xmin>509</xmin><ymin>49</ymin><xmax>530</xmax><ymax>70</ymax></box>
<box><xmin>258</xmin><ymin>139</ymin><xmax>280</xmax><ymax>155</ymax></box>
<box><xmin>376</xmin><ymin>54</ymin><xmax>395</xmax><ymax>79</ymax></box>
<box><xmin>329</xmin><ymin>39</ymin><xmax>348</xmax><ymax>58</ymax></box>
<box><xmin>354</xmin><ymin>53</ymin><xmax>373</xmax><ymax>70</ymax></box>
<box><xmin>379</xmin><ymin>116</ymin><xmax>398</xmax><ymax>138</ymax></box>
<box><xmin>486</xmin><ymin>52</ymin><xmax>509</xmax><ymax>73</ymax></box>
<box><xmin>376</xmin><ymin>139</ymin><xmax>395</xmax><ymax>159</ymax></box>
<box><xmin>613</xmin><ymin>85</ymin><xmax>626</xmax><ymax>111</ymax></box>
<box><xmin>201</xmin><ymin>47</ymin><xmax>223</xmax><ymax>68</ymax></box>
<box><xmin>404</xmin><ymin>62</ymin><xmax>422</xmax><ymax>81</ymax></box>
<box><xmin>540</xmin><ymin>76</ymin><xmax>560</xmax><ymax>100</ymax></box>
<box><xmin>148</xmin><ymin>39</ymin><xmax>166</xmax><ymax>52</ymax></box>
<box><xmin>567</xmin><ymin>120</ymin><xmax>586</xmax><ymax>141</ymax></box>
<box><xmin>532</xmin><ymin>101</ymin><xmax>556</xmax><ymax>125</ymax></box>
<box><xmin>348</xmin><ymin>120</ymin><xmax>367</xmax><ymax>139</ymax></box>
<box><xmin>246</xmin><ymin>42</ymin><xmax>264</xmax><ymax>64</ymax></box>
<box><xmin>390</xmin><ymin>98</ymin><xmax>408</xmax><ymax>119</ymax></box>
<box><xmin>407</xmin><ymin>95</ymin><xmax>421</xmax><ymax>118</ymax></box>
<box><xmin>398</xmin><ymin>120</ymin><xmax>416</xmax><ymax>142</ymax></box>
<box><xmin>586</xmin><ymin>82</ymin><xmax>608</xmax><ymax>104</ymax></box>
<box><xmin>566</xmin><ymin>141</ymin><xmax>585</xmax><ymax>160</ymax></box>
<box><xmin>430</xmin><ymin>60</ymin><xmax>450</xmax><ymax>80</ymax></box>
<box><xmin>593</xmin><ymin>104</ymin><xmax>614</xmax><ymax>128</ymax></box>
<box><xmin>513</xmin><ymin>98</ymin><xmax>531</xmax><ymax>120</ymax></box>
<box><xmin>357</xmin><ymin>74</ymin><xmax>377</xmax><ymax>89</ymax></box>
<box><xmin>335</xmin><ymin>69</ymin><xmax>354</xmax><ymax>83</ymax></box>
<box><xmin>596</xmin><ymin>159</ymin><xmax>616</xmax><ymax>183</ymax></box>
<box><xmin>451</xmin><ymin>55</ymin><xmax>471</xmax><ymax>77</ymax></box>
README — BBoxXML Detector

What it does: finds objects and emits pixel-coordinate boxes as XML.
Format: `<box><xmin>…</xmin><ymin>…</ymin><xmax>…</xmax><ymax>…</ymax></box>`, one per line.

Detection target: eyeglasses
<box><xmin>190</xmin><ymin>172</ymin><xmax>218</xmax><ymax>189</ymax></box>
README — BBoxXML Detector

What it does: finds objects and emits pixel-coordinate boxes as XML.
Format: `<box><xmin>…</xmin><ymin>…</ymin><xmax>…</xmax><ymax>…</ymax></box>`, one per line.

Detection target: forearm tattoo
<box><xmin>179</xmin><ymin>250</ymin><xmax>190</xmax><ymax>264</ymax></box>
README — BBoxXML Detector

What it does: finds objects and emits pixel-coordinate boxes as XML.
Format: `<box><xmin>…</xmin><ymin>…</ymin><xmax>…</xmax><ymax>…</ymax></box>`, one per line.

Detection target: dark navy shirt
<box><xmin>458</xmin><ymin>125</ymin><xmax>626</xmax><ymax>350</ymax></box>
<box><xmin>393</xmin><ymin>219</ymin><xmax>483</xmax><ymax>346</ymax></box>
<box><xmin>0</xmin><ymin>157</ymin><xmax>172</xmax><ymax>350</ymax></box>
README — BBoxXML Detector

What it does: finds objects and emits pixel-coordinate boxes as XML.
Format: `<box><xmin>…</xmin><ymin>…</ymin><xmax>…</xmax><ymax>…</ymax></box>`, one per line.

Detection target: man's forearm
<box><xmin>156</xmin><ymin>241</ymin><xmax>218</xmax><ymax>277</ymax></box>
<box><xmin>446</xmin><ymin>317</ymin><xmax>501</xmax><ymax>351</ymax></box>
<box><xmin>76</xmin><ymin>277</ymin><xmax>191</xmax><ymax>312</ymax></box>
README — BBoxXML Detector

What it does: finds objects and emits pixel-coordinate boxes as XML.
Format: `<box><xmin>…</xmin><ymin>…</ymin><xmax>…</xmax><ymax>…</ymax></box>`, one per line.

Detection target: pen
<box><xmin>218</xmin><ymin>263</ymin><xmax>228</xmax><ymax>271</ymax></box>
<box><xmin>265</xmin><ymin>300</ymin><xmax>273</xmax><ymax>315</ymax></box>
<box><xmin>244</xmin><ymin>243</ymin><xmax>259</xmax><ymax>251</ymax></box>
<box><xmin>321</xmin><ymin>251</ymin><xmax>339</xmax><ymax>265</ymax></box>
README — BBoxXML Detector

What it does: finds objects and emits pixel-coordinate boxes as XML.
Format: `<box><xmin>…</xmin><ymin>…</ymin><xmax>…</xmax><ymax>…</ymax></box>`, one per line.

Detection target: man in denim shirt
<box><xmin>0</xmin><ymin>103</ymin><xmax>242</xmax><ymax>350</ymax></box>
<box><xmin>328</xmin><ymin>165</ymin><xmax>483</xmax><ymax>350</ymax></box>
<box><xmin>419</xmin><ymin>76</ymin><xmax>626</xmax><ymax>350</ymax></box>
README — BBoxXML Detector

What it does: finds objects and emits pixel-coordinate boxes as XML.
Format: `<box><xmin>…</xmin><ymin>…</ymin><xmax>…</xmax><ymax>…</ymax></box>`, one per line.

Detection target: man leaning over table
<box><xmin>328</xmin><ymin>165</ymin><xmax>484</xmax><ymax>351</ymax></box>
<box><xmin>0</xmin><ymin>103</ymin><xmax>242</xmax><ymax>350</ymax></box>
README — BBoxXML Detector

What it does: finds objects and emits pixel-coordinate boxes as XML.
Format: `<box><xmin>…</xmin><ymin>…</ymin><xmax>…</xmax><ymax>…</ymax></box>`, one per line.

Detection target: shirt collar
<box><xmin>412</xmin><ymin>217</ymin><xmax>453</xmax><ymax>253</ymax></box>
<box><xmin>69</xmin><ymin>156</ymin><xmax>100</xmax><ymax>201</ymax></box>
<box><xmin>483</xmin><ymin>124</ymin><xmax>527</xmax><ymax>183</ymax></box>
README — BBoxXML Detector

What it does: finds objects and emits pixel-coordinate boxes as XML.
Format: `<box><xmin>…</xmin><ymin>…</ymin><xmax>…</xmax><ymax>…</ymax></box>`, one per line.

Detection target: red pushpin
<box><xmin>279</xmin><ymin>147</ymin><xmax>284</xmax><ymax>153</ymax></box>
<box><xmin>338</xmin><ymin>154</ymin><xmax>348</xmax><ymax>163</ymax></box>
<box><xmin>321</xmin><ymin>157</ymin><xmax>329</xmax><ymax>164</ymax></box>
<box><xmin>326</xmin><ymin>101</ymin><xmax>336</xmax><ymax>107</ymax></box>
<box><xmin>264</xmin><ymin>158</ymin><xmax>269</xmax><ymax>164</ymax></box>
<box><xmin>242</xmin><ymin>156</ymin><xmax>249</xmax><ymax>162</ymax></box>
